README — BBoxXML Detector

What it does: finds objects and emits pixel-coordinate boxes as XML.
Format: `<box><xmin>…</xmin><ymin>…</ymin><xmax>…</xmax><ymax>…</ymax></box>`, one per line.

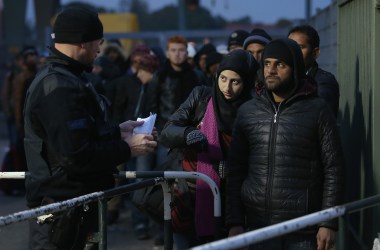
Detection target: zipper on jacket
<box><xmin>266</xmin><ymin>101</ymin><xmax>281</xmax><ymax>224</ymax></box>
<box><xmin>273</xmin><ymin>102</ymin><xmax>281</xmax><ymax>123</ymax></box>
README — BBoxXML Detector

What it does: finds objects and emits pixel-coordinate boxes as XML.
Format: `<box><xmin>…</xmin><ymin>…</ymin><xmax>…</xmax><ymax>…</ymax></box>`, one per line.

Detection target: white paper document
<box><xmin>133</xmin><ymin>113</ymin><xmax>156</xmax><ymax>135</ymax></box>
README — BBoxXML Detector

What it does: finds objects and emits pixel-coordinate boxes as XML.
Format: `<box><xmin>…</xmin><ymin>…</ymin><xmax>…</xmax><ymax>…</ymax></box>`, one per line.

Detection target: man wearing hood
<box><xmin>226</xmin><ymin>38</ymin><xmax>344</xmax><ymax>250</ymax></box>
<box><xmin>23</xmin><ymin>7</ymin><xmax>157</xmax><ymax>249</ymax></box>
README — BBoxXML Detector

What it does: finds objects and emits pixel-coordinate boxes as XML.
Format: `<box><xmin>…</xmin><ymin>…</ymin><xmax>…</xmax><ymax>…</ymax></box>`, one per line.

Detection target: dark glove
<box><xmin>185</xmin><ymin>127</ymin><xmax>208</xmax><ymax>152</ymax></box>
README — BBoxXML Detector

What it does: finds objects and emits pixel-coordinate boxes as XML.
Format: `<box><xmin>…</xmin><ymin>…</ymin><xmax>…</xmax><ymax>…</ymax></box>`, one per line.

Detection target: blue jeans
<box><xmin>249</xmin><ymin>233</ymin><xmax>317</xmax><ymax>250</ymax></box>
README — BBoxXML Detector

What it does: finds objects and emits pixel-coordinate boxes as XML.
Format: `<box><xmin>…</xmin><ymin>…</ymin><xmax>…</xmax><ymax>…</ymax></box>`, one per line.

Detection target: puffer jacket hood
<box><xmin>101</xmin><ymin>42</ymin><xmax>126</xmax><ymax>61</ymax></box>
<box><xmin>261</xmin><ymin>38</ymin><xmax>306</xmax><ymax>98</ymax></box>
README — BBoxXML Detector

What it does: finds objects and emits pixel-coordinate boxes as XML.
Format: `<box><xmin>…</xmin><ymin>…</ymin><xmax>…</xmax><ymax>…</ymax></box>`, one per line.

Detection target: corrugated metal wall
<box><xmin>310</xmin><ymin>0</ymin><xmax>338</xmax><ymax>75</ymax></box>
<box><xmin>338</xmin><ymin>0</ymin><xmax>380</xmax><ymax>248</ymax></box>
<box><xmin>374</xmin><ymin>0</ymin><xmax>380</xmax><ymax>214</ymax></box>
<box><xmin>310</xmin><ymin>0</ymin><xmax>380</xmax><ymax>248</ymax></box>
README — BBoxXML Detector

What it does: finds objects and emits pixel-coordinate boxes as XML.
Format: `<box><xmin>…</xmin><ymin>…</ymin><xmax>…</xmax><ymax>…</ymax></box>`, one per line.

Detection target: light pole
<box><xmin>178</xmin><ymin>0</ymin><xmax>186</xmax><ymax>31</ymax></box>
<box><xmin>306</xmin><ymin>0</ymin><xmax>311</xmax><ymax>23</ymax></box>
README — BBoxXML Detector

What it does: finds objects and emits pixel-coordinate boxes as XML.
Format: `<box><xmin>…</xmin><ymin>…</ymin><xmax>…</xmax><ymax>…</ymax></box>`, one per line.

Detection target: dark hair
<box><xmin>288</xmin><ymin>25</ymin><xmax>320</xmax><ymax>50</ymax></box>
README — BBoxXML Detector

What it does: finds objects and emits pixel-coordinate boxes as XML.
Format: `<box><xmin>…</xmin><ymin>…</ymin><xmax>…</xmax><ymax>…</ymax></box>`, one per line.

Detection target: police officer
<box><xmin>24</xmin><ymin>7</ymin><xmax>157</xmax><ymax>249</ymax></box>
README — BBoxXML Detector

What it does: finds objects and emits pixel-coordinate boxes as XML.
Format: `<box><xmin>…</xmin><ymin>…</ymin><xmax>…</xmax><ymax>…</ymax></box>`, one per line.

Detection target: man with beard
<box><xmin>288</xmin><ymin>25</ymin><xmax>339</xmax><ymax>118</ymax></box>
<box><xmin>243</xmin><ymin>28</ymin><xmax>272</xmax><ymax>62</ymax></box>
<box><xmin>226</xmin><ymin>38</ymin><xmax>344</xmax><ymax>250</ymax></box>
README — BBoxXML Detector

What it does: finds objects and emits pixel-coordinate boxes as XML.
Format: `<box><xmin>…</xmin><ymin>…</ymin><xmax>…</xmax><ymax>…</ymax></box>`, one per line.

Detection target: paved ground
<box><xmin>0</xmin><ymin>113</ymin><xmax>165</xmax><ymax>250</ymax></box>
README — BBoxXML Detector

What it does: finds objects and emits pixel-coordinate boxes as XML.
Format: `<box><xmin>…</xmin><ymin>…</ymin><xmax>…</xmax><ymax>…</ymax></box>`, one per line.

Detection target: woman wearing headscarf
<box><xmin>160</xmin><ymin>49</ymin><xmax>259</xmax><ymax>248</ymax></box>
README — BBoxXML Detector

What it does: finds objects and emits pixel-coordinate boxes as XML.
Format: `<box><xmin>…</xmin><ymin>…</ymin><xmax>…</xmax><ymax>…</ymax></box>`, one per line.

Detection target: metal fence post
<box><xmin>162</xmin><ymin>171</ymin><xmax>222</xmax><ymax>240</ymax></box>
<box><xmin>98</xmin><ymin>198</ymin><xmax>107</xmax><ymax>250</ymax></box>
<box><xmin>161</xmin><ymin>181</ymin><xmax>173</xmax><ymax>250</ymax></box>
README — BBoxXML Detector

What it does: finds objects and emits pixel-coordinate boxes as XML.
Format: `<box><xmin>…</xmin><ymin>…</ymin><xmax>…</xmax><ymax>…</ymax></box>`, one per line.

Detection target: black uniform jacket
<box><xmin>24</xmin><ymin>47</ymin><xmax>131</xmax><ymax>207</ymax></box>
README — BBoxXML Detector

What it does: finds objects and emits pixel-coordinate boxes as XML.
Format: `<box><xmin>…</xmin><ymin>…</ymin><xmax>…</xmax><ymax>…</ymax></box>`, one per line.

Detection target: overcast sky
<box><xmin>57</xmin><ymin>0</ymin><xmax>333</xmax><ymax>24</ymax></box>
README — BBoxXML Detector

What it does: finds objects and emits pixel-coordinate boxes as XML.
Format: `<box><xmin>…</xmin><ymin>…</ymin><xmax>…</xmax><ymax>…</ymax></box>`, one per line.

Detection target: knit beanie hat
<box><xmin>227</xmin><ymin>30</ymin><xmax>249</xmax><ymax>50</ymax></box>
<box><xmin>206</xmin><ymin>52</ymin><xmax>224</xmax><ymax>73</ymax></box>
<box><xmin>243</xmin><ymin>28</ymin><xmax>272</xmax><ymax>49</ymax></box>
<box><xmin>262</xmin><ymin>40</ymin><xmax>294</xmax><ymax>68</ymax></box>
<box><xmin>52</xmin><ymin>7</ymin><xmax>103</xmax><ymax>43</ymax></box>
<box><xmin>139</xmin><ymin>53</ymin><xmax>160</xmax><ymax>73</ymax></box>
<box><xmin>196</xmin><ymin>43</ymin><xmax>217</xmax><ymax>57</ymax></box>
<box><xmin>194</xmin><ymin>43</ymin><xmax>217</xmax><ymax>68</ymax></box>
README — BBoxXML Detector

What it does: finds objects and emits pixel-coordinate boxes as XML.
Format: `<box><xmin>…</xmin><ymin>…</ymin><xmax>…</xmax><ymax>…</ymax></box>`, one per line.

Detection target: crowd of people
<box><xmin>0</xmin><ymin>6</ymin><xmax>343</xmax><ymax>250</ymax></box>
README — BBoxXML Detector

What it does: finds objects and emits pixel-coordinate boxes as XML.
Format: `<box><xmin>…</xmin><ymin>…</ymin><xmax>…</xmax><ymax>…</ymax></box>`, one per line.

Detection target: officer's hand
<box><xmin>124</xmin><ymin>134</ymin><xmax>157</xmax><ymax>157</ymax></box>
<box><xmin>185</xmin><ymin>128</ymin><xmax>208</xmax><ymax>152</ymax></box>
<box><xmin>119</xmin><ymin>120</ymin><xmax>144</xmax><ymax>140</ymax></box>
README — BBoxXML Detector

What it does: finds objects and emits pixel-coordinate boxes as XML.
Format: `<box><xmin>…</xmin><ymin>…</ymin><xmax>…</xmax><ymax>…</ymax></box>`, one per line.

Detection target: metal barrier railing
<box><xmin>191</xmin><ymin>194</ymin><xmax>380</xmax><ymax>250</ymax></box>
<box><xmin>3</xmin><ymin>171</ymin><xmax>380</xmax><ymax>249</ymax></box>
<box><xmin>120</xmin><ymin>170</ymin><xmax>223</xmax><ymax>241</ymax></box>
<box><xmin>0</xmin><ymin>178</ymin><xmax>164</xmax><ymax>250</ymax></box>
<box><xmin>121</xmin><ymin>171</ymin><xmax>222</xmax><ymax>226</ymax></box>
<box><xmin>0</xmin><ymin>171</ymin><xmax>221</xmax><ymax>250</ymax></box>
<box><xmin>0</xmin><ymin>171</ymin><xmax>26</xmax><ymax>179</ymax></box>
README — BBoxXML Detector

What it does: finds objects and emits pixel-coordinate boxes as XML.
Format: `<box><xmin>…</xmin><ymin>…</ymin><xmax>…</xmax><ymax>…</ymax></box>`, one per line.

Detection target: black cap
<box><xmin>227</xmin><ymin>30</ymin><xmax>249</xmax><ymax>50</ymax></box>
<box><xmin>262</xmin><ymin>40</ymin><xmax>294</xmax><ymax>68</ymax></box>
<box><xmin>52</xmin><ymin>7</ymin><xmax>103</xmax><ymax>43</ymax></box>
<box><xmin>206</xmin><ymin>52</ymin><xmax>223</xmax><ymax>73</ymax></box>
<box><xmin>20</xmin><ymin>46</ymin><xmax>38</xmax><ymax>58</ymax></box>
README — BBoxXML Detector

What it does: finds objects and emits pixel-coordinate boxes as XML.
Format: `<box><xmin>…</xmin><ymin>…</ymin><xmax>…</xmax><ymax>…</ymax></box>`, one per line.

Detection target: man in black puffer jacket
<box><xmin>226</xmin><ymin>38</ymin><xmax>344</xmax><ymax>250</ymax></box>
